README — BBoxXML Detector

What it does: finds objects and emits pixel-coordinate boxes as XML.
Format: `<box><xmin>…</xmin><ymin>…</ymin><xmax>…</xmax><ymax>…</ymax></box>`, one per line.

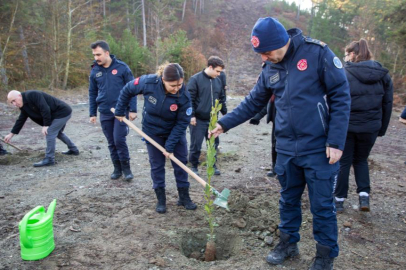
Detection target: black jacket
<box><xmin>187</xmin><ymin>70</ymin><xmax>227</xmax><ymax>120</ymax></box>
<box><xmin>345</xmin><ymin>60</ymin><xmax>393</xmax><ymax>135</ymax></box>
<box><xmin>11</xmin><ymin>90</ymin><xmax>72</xmax><ymax>134</ymax></box>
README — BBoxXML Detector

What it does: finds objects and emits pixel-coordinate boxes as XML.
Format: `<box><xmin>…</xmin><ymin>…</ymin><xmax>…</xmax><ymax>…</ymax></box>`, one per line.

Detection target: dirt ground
<box><xmin>1</xmin><ymin>94</ymin><xmax>406</xmax><ymax>270</ymax></box>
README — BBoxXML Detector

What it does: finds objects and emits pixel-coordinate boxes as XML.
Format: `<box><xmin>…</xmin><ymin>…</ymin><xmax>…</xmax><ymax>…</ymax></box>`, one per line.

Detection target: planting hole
<box><xmin>180</xmin><ymin>228</ymin><xmax>241</xmax><ymax>261</ymax></box>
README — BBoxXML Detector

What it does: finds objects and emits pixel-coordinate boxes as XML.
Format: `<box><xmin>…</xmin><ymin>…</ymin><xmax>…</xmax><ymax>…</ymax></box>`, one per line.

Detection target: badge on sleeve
<box><xmin>297</xmin><ymin>59</ymin><xmax>307</xmax><ymax>71</ymax></box>
<box><xmin>333</xmin><ymin>57</ymin><xmax>343</xmax><ymax>69</ymax></box>
<box><xmin>96</xmin><ymin>72</ymin><xmax>102</xmax><ymax>78</ymax></box>
<box><xmin>112</xmin><ymin>69</ymin><xmax>118</xmax><ymax>75</ymax></box>
<box><xmin>170</xmin><ymin>104</ymin><xmax>178</xmax><ymax>111</ymax></box>
<box><xmin>186</xmin><ymin>107</ymin><xmax>192</xmax><ymax>116</ymax></box>
<box><xmin>134</xmin><ymin>77</ymin><xmax>140</xmax><ymax>85</ymax></box>
<box><xmin>270</xmin><ymin>72</ymin><xmax>280</xmax><ymax>84</ymax></box>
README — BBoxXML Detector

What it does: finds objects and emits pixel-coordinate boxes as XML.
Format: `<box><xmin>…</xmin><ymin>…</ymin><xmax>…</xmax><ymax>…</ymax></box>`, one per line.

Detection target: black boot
<box><xmin>266</xmin><ymin>231</ymin><xmax>299</xmax><ymax>265</ymax></box>
<box><xmin>309</xmin><ymin>243</ymin><xmax>334</xmax><ymax>270</ymax></box>
<box><xmin>111</xmin><ymin>160</ymin><xmax>122</xmax><ymax>180</ymax></box>
<box><xmin>154</xmin><ymin>187</ymin><xmax>166</xmax><ymax>214</ymax></box>
<box><xmin>177</xmin><ymin>187</ymin><xmax>197</xmax><ymax>210</ymax></box>
<box><xmin>359</xmin><ymin>195</ymin><xmax>370</xmax><ymax>211</ymax></box>
<box><xmin>120</xmin><ymin>160</ymin><xmax>134</xmax><ymax>181</ymax></box>
<box><xmin>33</xmin><ymin>158</ymin><xmax>55</xmax><ymax>167</ymax></box>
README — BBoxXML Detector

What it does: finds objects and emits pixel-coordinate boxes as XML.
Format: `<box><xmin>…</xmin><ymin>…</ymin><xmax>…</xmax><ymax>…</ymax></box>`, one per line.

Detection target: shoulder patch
<box><xmin>134</xmin><ymin>77</ymin><xmax>140</xmax><ymax>85</ymax></box>
<box><xmin>333</xmin><ymin>57</ymin><xmax>343</xmax><ymax>69</ymax></box>
<box><xmin>186</xmin><ymin>107</ymin><xmax>192</xmax><ymax>116</ymax></box>
<box><xmin>305</xmin><ymin>37</ymin><xmax>326</xmax><ymax>47</ymax></box>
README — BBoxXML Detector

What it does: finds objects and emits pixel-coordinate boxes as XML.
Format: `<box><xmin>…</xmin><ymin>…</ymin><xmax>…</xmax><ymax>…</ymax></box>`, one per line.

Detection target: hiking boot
<box><xmin>111</xmin><ymin>160</ymin><xmax>123</xmax><ymax>180</ymax></box>
<box><xmin>154</xmin><ymin>187</ymin><xmax>166</xmax><ymax>214</ymax></box>
<box><xmin>191</xmin><ymin>166</ymin><xmax>199</xmax><ymax>176</ymax></box>
<box><xmin>359</xmin><ymin>195</ymin><xmax>370</xmax><ymax>211</ymax></box>
<box><xmin>33</xmin><ymin>158</ymin><xmax>55</xmax><ymax>167</ymax></box>
<box><xmin>334</xmin><ymin>198</ymin><xmax>344</xmax><ymax>213</ymax></box>
<box><xmin>266</xmin><ymin>231</ymin><xmax>299</xmax><ymax>265</ymax></box>
<box><xmin>0</xmin><ymin>148</ymin><xmax>9</xmax><ymax>155</ymax></box>
<box><xmin>120</xmin><ymin>160</ymin><xmax>134</xmax><ymax>181</ymax></box>
<box><xmin>214</xmin><ymin>165</ymin><xmax>221</xmax><ymax>176</ymax></box>
<box><xmin>309</xmin><ymin>243</ymin><xmax>334</xmax><ymax>270</ymax></box>
<box><xmin>267</xmin><ymin>170</ymin><xmax>276</xmax><ymax>177</ymax></box>
<box><xmin>177</xmin><ymin>187</ymin><xmax>197</xmax><ymax>210</ymax></box>
<box><xmin>62</xmin><ymin>149</ymin><xmax>79</xmax><ymax>156</ymax></box>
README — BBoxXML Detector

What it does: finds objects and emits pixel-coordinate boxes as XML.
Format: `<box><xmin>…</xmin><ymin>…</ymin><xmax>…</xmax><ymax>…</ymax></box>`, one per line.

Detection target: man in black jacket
<box><xmin>188</xmin><ymin>56</ymin><xmax>227</xmax><ymax>175</ymax></box>
<box><xmin>5</xmin><ymin>90</ymin><xmax>79</xmax><ymax>167</ymax></box>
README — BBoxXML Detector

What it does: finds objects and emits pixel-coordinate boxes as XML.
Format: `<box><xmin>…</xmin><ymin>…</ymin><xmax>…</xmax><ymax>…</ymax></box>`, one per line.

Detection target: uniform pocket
<box><xmin>314</xmin><ymin>170</ymin><xmax>334</xmax><ymax>197</ymax></box>
<box><xmin>274</xmin><ymin>165</ymin><xmax>287</xmax><ymax>188</ymax></box>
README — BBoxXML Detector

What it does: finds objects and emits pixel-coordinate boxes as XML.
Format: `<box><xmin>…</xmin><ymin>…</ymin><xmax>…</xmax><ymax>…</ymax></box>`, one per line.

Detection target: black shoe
<box><xmin>33</xmin><ymin>158</ymin><xmax>55</xmax><ymax>167</ymax></box>
<box><xmin>266</xmin><ymin>231</ymin><xmax>299</xmax><ymax>265</ymax></box>
<box><xmin>154</xmin><ymin>187</ymin><xmax>166</xmax><ymax>214</ymax></box>
<box><xmin>334</xmin><ymin>198</ymin><xmax>344</xmax><ymax>213</ymax></box>
<box><xmin>111</xmin><ymin>160</ymin><xmax>123</xmax><ymax>180</ymax></box>
<box><xmin>177</xmin><ymin>187</ymin><xmax>197</xmax><ymax>210</ymax></box>
<box><xmin>309</xmin><ymin>243</ymin><xmax>334</xmax><ymax>270</ymax></box>
<box><xmin>120</xmin><ymin>160</ymin><xmax>134</xmax><ymax>181</ymax></box>
<box><xmin>267</xmin><ymin>170</ymin><xmax>276</xmax><ymax>177</ymax></box>
<box><xmin>359</xmin><ymin>195</ymin><xmax>370</xmax><ymax>212</ymax></box>
<box><xmin>62</xmin><ymin>149</ymin><xmax>79</xmax><ymax>156</ymax></box>
<box><xmin>191</xmin><ymin>166</ymin><xmax>199</xmax><ymax>176</ymax></box>
<box><xmin>214</xmin><ymin>167</ymin><xmax>221</xmax><ymax>175</ymax></box>
<box><xmin>0</xmin><ymin>149</ymin><xmax>10</xmax><ymax>155</ymax></box>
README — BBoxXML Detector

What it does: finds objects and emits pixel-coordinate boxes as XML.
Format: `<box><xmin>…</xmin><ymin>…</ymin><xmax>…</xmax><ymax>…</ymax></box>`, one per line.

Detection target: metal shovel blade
<box><xmin>213</xmin><ymin>188</ymin><xmax>230</xmax><ymax>210</ymax></box>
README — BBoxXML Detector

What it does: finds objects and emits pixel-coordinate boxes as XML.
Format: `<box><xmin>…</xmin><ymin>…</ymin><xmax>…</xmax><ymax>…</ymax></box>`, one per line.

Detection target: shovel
<box><xmin>111</xmin><ymin>108</ymin><xmax>230</xmax><ymax>210</ymax></box>
<box><xmin>1</xmin><ymin>138</ymin><xmax>22</xmax><ymax>151</ymax></box>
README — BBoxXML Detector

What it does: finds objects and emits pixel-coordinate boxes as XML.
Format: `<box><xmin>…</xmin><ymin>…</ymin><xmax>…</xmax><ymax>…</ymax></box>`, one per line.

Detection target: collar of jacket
<box><xmin>266</xmin><ymin>28</ymin><xmax>303</xmax><ymax>69</ymax></box>
<box><xmin>202</xmin><ymin>69</ymin><xmax>213</xmax><ymax>79</ymax></box>
<box><xmin>21</xmin><ymin>92</ymin><xmax>28</xmax><ymax>110</ymax></box>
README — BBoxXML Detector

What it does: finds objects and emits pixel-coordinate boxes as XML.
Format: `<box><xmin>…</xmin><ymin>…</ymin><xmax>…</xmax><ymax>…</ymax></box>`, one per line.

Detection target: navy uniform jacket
<box><xmin>219</xmin><ymin>28</ymin><xmax>351</xmax><ymax>156</ymax></box>
<box><xmin>115</xmin><ymin>74</ymin><xmax>192</xmax><ymax>153</ymax></box>
<box><xmin>89</xmin><ymin>55</ymin><xmax>136</xmax><ymax>117</ymax></box>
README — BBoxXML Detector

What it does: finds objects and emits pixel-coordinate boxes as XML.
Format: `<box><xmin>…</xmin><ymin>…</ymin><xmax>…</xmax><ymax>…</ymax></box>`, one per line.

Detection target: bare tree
<box><xmin>142</xmin><ymin>0</ymin><xmax>147</xmax><ymax>47</ymax></box>
<box><xmin>62</xmin><ymin>0</ymin><xmax>90</xmax><ymax>90</ymax></box>
<box><xmin>0</xmin><ymin>1</ymin><xmax>19</xmax><ymax>88</ymax></box>
<box><xmin>19</xmin><ymin>25</ymin><xmax>31</xmax><ymax>77</ymax></box>
<box><xmin>182</xmin><ymin>0</ymin><xmax>187</xmax><ymax>21</ymax></box>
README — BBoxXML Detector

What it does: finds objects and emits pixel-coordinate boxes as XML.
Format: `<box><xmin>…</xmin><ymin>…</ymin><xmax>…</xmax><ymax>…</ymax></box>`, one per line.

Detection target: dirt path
<box><xmin>1</xmin><ymin>96</ymin><xmax>405</xmax><ymax>270</ymax></box>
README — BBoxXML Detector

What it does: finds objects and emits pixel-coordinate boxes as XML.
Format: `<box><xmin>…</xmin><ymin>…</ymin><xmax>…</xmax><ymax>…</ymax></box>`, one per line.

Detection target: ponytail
<box><xmin>345</xmin><ymin>38</ymin><xmax>373</xmax><ymax>63</ymax></box>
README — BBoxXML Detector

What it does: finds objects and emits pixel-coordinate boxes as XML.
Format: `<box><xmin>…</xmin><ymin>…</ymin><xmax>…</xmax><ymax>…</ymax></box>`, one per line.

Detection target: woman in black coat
<box><xmin>334</xmin><ymin>39</ymin><xmax>393</xmax><ymax>213</ymax></box>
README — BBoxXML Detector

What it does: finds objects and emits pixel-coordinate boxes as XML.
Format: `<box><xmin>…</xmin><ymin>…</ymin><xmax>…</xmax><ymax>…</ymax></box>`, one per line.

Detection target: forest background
<box><xmin>0</xmin><ymin>0</ymin><xmax>405</xmax><ymax>104</ymax></box>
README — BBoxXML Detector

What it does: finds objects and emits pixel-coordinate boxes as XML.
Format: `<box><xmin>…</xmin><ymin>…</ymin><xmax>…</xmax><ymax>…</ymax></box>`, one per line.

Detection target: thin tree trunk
<box><xmin>19</xmin><ymin>26</ymin><xmax>31</xmax><ymax>77</ymax></box>
<box><xmin>0</xmin><ymin>1</ymin><xmax>18</xmax><ymax>88</ymax></box>
<box><xmin>182</xmin><ymin>0</ymin><xmax>187</xmax><ymax>21</ymax></box>
<box><xmin>51</xmin><ymin>0</ymin><xmax>59</xmax><ymax>89</ymax></box>
<box><xmin>194</xmin><ymin>0</ymin><xmax>198</xmax><ymax>14</ymax></box>
<box><xmin>296</xmin><ymin>5</ymin><xmax>300</xmax><ymax>20</ymax></box>
<box><xmin>63</xmin><ymin>0</ymin><xmax>72</xmax><ymax>90</ymax></box>
<box><xmin>393</xmin><ymin>45</ymin><xmax>400</xmax><ymax>74</ymax></box>
<box><xmin>126</xmin><ymin>2</ymin><xmax>130</xmax><ymax>30</ymax></box>
<box><xmin>142</xmin><ymin>0</ymin><xmax>147</xmax><ymax>47</ymax></box>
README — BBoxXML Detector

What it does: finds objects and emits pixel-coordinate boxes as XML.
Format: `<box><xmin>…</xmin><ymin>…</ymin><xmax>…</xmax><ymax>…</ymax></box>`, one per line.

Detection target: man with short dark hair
<box><xmin>89</xmin><ymin>40</ymin><xmax>136</xmax><ymax>181</ymax></box>
<box><xmin>187</xmin><ymin>56</ymin><xmax>227</xmax><ymax>175</ymax></box>
<box><xmin>210</xmin><ymin>17</ymin><xmax>351</xmax><ymax>270</ymax></box>
<box><xmin>5</xmin><ymin>90</ymin><xmax>79</xmax><ymax>167</ymax></box>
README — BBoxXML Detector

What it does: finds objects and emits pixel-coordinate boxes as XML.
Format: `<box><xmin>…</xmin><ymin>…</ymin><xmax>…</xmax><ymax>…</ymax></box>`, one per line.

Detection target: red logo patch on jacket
<box><xmin>112</xmin><ymin>69</ymin><xmax>118</xmax><ymax>75</ymax></box>
<box><xmin>170</xmin><ymin>104</ymin><xmax>178</xmax><ymax>111</ymax></box>
<box><xmin>297</xmin><ymin>59</ymin><xmax>308</xmax><ymax>71</ymax></box>
<box><xmin>134</xmin><ymin>77</ymin><xmax>140</xmax><ymax>85</ymax></box>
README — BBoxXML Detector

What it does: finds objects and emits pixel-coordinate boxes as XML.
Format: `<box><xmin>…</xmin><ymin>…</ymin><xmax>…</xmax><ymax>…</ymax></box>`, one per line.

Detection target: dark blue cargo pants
<box><xmin>274</xmin><ymin>151</ymin><xmax>340</xmax><ymax>258</ymax></box>
<box><xmin>100</xmin><ymin>113</ymin><xmax>130</xmax><ymax>161</ymax></box>
<box><xmin>146</xmin><ymin>134</ymin><xmax>190</xmax><ymax>189</ymax></box>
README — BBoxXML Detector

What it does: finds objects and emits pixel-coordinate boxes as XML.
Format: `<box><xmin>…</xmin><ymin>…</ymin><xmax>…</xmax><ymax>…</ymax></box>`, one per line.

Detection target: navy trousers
<box><xmin>146</xmin><ymin>134</ymin><xmax>190</xmax><ymax>189</ymax></box>
<box><xmin>335</xmin><ymin>131</ymin><xmax>378</xmax><ymax>198</ymax></box>
<box><xmin>100</xmin><ymin>113</ymin><xmax>130</xmax><ymax>161</ymax></box>
<box><xmin>188</xmin><ymin>118</ymin><xmax>219</xmax><ymax>167</ymax></box>
<box><xmin>274</xmin><ymin>152</ymin><xmax>339</xmax><ymax>258</ymax></box>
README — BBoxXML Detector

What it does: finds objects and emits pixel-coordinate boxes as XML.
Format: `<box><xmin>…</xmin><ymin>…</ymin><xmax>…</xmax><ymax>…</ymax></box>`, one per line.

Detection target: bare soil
<box><xmin>1</xmin><ymin>95</ymin><xmax>406</xmax><ymax>270</ymax></box>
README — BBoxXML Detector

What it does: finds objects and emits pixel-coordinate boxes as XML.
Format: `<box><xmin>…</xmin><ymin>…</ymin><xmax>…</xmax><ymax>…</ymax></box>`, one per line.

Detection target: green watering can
<box><xmin>18</xmin><ymin>199</ymin><xmax>57</xmax><ymax>260</ymax></box>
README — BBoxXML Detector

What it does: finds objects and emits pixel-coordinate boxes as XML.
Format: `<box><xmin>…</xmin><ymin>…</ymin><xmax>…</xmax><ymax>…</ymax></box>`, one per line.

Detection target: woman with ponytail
<box><xmin>115</xmin><ymin>62</ymin><xmax>197</xmax><ymax>214</ymax></box>
<box><xmin>334</xmin><ymin>39</ymin><xmax>393</xmax><ymax>213</ymax></box>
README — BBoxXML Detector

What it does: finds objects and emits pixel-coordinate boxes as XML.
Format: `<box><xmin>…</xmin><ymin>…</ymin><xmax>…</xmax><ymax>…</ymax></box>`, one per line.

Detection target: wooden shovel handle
<box><xmin>0</xmin><ymin>138</ymin><xmax>22</xmax><ymax>151</ymax></box>
<box><xmin>111</xmin><ymin>108</ymin><xmax>209</xmax><ymax>188</ymax></box>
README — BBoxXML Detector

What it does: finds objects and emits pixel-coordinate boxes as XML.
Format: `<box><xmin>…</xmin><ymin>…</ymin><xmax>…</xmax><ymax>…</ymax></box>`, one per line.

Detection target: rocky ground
<box><xmin>1</xmin><ymin>94</ymin><xmax>405</xmax><ymax>270</ymax></box>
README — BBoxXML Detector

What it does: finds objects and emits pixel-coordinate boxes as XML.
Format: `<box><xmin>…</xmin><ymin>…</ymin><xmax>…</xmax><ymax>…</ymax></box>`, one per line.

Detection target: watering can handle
<box><xmin>20</xmin><ymin>206</ymin><xmax>45</xmax><ymax>248</ymax></box>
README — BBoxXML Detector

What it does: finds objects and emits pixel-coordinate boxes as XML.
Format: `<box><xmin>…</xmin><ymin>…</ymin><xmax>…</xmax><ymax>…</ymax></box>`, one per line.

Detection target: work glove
<box><xmin>249</xmin><ymin>119</ymin><xmax>260</xmax><ymax>125</ymax></box>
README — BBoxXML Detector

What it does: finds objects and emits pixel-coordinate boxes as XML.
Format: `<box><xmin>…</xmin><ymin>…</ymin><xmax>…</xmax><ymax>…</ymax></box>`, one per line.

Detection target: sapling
<box><xmin>204</xmin><ymin>99</ymin><xmax>222</xmax><ymax>261</ymax></box>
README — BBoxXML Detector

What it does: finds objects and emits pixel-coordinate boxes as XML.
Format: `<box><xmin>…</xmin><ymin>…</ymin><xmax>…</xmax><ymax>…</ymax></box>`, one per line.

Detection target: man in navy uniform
<box><xmin>210</xmin><ymin>17</ymin><xmax>351</xmax><ymax>270</ymax></box>
<box><xmin>89</xmin><ymin>40</ymin><xmax>137</xmax><ymax>181</ymax></box>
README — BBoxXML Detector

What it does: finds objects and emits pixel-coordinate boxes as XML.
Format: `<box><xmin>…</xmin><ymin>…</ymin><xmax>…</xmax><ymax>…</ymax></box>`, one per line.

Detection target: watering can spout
<box><xmin>46</xmin><ymin>199</ymin><xmax>57</xmax><ymax>219</ymax></box>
